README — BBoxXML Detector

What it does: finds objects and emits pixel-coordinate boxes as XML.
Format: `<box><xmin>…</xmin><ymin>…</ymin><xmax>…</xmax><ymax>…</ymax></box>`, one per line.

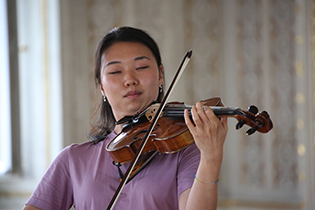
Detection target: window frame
<box><xmin>0</xmin><ymin>0</ymin><xmax>63</xmax><ymax>202</ymax></box>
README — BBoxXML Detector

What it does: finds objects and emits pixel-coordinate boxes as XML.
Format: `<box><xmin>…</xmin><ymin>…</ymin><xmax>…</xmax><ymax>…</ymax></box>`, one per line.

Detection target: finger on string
<box><xmin>204</xmin><ymin>106</ymin><xmax>221</xmax><ymax>123</ymax></box>
<box><xmin>191</xmin><ymin>104</ymin><xmax>204</xmax><ymax>128</ymax></box>
<box><xmin>195</xmin><ymin>102</ymin><xmax>210</xmax><ymax>123</ymax></box>
<box><xmin>184</xmin><ymin>109</ymin><xmax>195</xmax><ymax>131</ymax></box>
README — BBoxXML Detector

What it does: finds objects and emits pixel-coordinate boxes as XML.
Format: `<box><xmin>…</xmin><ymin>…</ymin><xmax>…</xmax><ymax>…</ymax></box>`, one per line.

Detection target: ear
<box><xmin>100</xmin><ymin>85</ymin><xmax>105</xmax><ymax>97</ymax></box>
<box><xmin>158</xmin><ymin>65</ymin><xmax>164</xmax><ymax>85</ymax></box>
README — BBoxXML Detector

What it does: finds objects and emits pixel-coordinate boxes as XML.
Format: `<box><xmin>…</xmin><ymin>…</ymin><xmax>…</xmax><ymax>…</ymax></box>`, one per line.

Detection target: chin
<box><xmin>124</xmin><ymin>107</ymin><xmax>142</xmax><ymax>116</ymax></box>
<box><xmin>124</xmin><ymin>101</ymin><xmax>152</xmax><ymax>116</ymax></box>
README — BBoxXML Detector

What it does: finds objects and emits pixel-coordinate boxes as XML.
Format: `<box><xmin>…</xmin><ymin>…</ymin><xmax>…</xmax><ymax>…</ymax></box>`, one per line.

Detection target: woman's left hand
<box><xmin>184</xmin><ymin>101</ymin><xmax>228</xmax><ymax>161</ymax></box>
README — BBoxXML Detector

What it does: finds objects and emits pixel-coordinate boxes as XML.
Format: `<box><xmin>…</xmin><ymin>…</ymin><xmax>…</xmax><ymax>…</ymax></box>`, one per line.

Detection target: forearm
<box><xmin>181</xmin><ymin>102</ymin><xmax>227</xmax><ymax>210</ymax></box>
<box><xmin>183</xmin><ymin>154</ymin><xmax>222</xmax><ymax>210</ymax></box>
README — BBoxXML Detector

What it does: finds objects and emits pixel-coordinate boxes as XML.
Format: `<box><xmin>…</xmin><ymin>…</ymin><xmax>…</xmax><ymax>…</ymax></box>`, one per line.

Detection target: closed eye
<box><xmin>108</xmin><ymin>71</ymin><xmax>121</xmax><ymax>75</ymax></box>
<box><xmin>136</xmin><ymin>66</ymin><xmax>149</xmax><ymax>70</ymax></box>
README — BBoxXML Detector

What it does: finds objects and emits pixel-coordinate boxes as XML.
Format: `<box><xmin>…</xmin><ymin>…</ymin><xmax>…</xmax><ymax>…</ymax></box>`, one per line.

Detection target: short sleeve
<box><xmin>177</xmin><ymin>143</ymin><xmax>200</xmax><ymax>198</ymax></box>
<box><xmin>25</xmin><ymin>147</ymin><xmax>74</xmax><ymax>210</ymax></box>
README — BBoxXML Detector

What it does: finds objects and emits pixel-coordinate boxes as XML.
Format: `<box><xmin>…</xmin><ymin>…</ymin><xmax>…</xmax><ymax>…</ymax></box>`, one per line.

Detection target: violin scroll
<box><xmin>235</xmin><ymin>105</ymin><xmax>273</xmax><ymax>135</ymax></box>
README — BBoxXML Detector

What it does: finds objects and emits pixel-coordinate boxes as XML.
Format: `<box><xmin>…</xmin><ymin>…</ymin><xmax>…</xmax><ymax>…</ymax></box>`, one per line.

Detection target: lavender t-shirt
<box><xmin>26</xmin><ymin>131</ymin><xmax>200</xmax><ymax>210</ymax></box>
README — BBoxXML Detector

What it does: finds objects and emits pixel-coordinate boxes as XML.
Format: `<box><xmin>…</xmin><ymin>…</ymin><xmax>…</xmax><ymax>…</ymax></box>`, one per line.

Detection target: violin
<box><xmin>106</xmin><ymin>97</ymin><xmax>273</xmax><ymax>164</ymax></box>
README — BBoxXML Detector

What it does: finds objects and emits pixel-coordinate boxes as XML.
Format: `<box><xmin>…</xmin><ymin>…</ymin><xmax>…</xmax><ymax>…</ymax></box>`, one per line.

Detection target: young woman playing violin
<box><xmin>23</xmin><ymin>26</ymin><xmax>228</xmax><ymax>210</ymax></box>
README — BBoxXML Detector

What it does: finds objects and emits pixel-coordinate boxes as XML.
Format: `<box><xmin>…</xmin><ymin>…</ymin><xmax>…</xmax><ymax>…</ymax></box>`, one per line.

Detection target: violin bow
<box><xmin>106</xmin><ymin>50</ymin><xmax>193</xmax><ymax>210</ymax></box>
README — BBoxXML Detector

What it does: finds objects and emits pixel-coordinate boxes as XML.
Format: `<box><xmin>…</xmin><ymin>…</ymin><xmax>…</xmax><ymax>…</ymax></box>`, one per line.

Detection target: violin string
<box><xmin>163</xmin><ymin>107</ymin><xmax>244</xmax><ymax>117</ymax></box>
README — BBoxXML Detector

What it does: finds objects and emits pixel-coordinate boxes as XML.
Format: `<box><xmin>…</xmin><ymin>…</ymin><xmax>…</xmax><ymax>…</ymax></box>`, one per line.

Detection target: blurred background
<box><xmin>0</xmin><ymin>0</ymin><xmax>314</xmax><ymax>209</ymax></box>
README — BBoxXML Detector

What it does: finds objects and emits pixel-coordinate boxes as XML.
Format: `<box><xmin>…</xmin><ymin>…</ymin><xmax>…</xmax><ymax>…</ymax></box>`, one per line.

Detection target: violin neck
<box><xmin>163</xmin><ymin>106</ymin><xmax>243</xmax><ymax>118</ymax></box>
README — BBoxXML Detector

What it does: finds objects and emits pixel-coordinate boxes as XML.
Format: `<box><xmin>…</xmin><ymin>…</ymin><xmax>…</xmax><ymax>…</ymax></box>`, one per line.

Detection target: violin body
<box><xmin>106</xmin><ymin>112</ymin><xmax>193</xmax><ymax>164</ymax></box>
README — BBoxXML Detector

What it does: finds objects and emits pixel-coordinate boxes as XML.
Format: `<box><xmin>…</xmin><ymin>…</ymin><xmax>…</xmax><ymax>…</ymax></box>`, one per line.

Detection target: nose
<box><xmin>124</xmin><ymin>70</ymin><xmax>138</xmax><ymax>87</ymax></box>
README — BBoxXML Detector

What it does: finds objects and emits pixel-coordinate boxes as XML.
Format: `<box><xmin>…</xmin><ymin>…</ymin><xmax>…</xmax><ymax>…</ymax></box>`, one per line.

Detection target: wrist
<box><xmin>195</xmin><ymin>174</ymin><xmax>220</xmax><ymax>185</ymax></box>
<box><xmin>200</xmin><ymin>150</ymin><xmax>223</xmax><ymax>163</ymax></box>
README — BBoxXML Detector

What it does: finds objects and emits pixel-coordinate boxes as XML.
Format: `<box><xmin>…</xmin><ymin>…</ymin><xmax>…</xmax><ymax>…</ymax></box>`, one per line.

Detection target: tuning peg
<box><xmin>246</xmin><ymin>126</ymin><xmax>258</xmax><ymax>135</ymax></box>
<box><xmin>248</xmin><ymin>105</ymin><xmax>258</xmax><ymax>115</ymax></box>
<box><xmin>236</xmin><ymin>119</ymin><xmax>246</xmax><ymax>130</ymax></box>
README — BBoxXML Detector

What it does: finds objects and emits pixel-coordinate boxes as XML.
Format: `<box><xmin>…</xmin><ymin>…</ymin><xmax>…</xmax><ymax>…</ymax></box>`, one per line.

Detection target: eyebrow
<box><xmin>105</xmin><ymin>56</ymin><xmax>150</xmax><ymax>67</ymax></box>
<box><xmin>105</xmin><ymin>61</ymin><xmax>120</xmax><ymax>67</ymax></box>
<box><xmin>134</xmin><ymin>56</ymin><xmax>150</xmax><ymax>61</ymax></box>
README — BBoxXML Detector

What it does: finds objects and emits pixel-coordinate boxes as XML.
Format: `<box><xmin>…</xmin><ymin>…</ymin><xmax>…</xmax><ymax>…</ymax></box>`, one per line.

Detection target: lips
<box><xmin>124</xmin><ymin>91</ymin><xmax>142</xmax><ymax>98</ymax></box>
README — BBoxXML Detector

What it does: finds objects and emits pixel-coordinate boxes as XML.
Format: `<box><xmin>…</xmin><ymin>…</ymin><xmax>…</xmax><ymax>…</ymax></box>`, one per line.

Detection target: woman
<box><xmin>24</xmin><ymin>26</ymin><xmax>228</xmax><ymax>210</ymax></box>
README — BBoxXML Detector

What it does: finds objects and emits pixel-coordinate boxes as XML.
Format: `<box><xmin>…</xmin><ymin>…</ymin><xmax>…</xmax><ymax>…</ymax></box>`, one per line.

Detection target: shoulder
<box><xmin>68</xmin><ymin>141</ymin><xmax>101</xmax><ymax>153</ymax></box>
<box><xmin>56</xmin><ymin>131</ymin><xmax>116</xmax><ymax>162</ymax></box>
<box><xmin>45</xmin><ymin>141</ymin><xmax>107</xmax><ymax>180</ymax></box>
<box><xmin>64</xmin><ymin>141</ymin><xmax>105</xmax><ymax>160</ymax></box>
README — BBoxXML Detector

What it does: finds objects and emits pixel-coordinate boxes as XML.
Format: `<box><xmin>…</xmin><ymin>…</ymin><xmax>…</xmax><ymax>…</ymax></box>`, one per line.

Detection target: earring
<box><xmin>103</xmin><ymin>96</ymin><xmax>107</xmax><ymax>102</ymax></box>
<box><xmin>159</xmin><ymin>85</ymin><xmax>163</xmax><ymax>92</ymax></box>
